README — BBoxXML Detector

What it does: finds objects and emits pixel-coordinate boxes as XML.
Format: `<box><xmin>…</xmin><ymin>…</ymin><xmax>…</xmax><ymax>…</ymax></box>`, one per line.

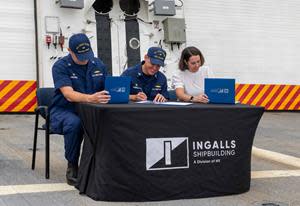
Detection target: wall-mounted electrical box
<box><xmin>153</xmin><ymin>0</ymin><xmax>176</xmax><ymax>16</ymax></box>
<box><xmin>45</xmin><ymin>16</ymin><xmax>60</xmax><ymax>34</ymax></box>
<box><xmin>59</xmin><ymin>0</ymin><xmax>84</xmax><ymax>9</ymax></box>
<box><xmin>162</xmin><ymin>18</ymin><xmax>186</xmax><ymax>43</ymax></box>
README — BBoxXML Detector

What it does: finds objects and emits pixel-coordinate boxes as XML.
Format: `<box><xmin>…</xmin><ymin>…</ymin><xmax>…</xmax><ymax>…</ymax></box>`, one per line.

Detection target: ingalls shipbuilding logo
<box><xmin>146</xmin><ymin>137</ymin><xmax>189</xmax><ymax>171</ymax></box>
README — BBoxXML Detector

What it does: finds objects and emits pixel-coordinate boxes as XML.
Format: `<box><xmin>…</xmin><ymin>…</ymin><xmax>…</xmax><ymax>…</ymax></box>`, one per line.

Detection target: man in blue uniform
<box><xmin>50</xmin><ymin>33</ymin><xmax>110</xmax><ymax>186</ymax></box>
<box><xmin>121</xmin><ymin>47</ymin><xmax>169</xmax><ymax>102</ymax></box>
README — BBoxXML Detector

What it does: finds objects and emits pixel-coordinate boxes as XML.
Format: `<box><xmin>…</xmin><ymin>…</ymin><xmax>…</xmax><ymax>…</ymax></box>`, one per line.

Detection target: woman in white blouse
<box><xmin>172</xmin><ymin>46</ymin><xmax>213</xmax><ymax>103</ymax></box>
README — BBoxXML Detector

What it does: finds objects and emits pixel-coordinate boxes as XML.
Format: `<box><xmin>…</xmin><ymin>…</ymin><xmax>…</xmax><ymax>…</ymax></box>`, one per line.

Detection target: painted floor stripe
<box><xmin>0</xmin><ymin>183</ymin><xmax>75</xmax><ymax>196</ymax></box>
<box><xmin>0</xmin><ymin>170</ymin><xmax>300</xmax><ymax>196</ymax></box>
<box><xmin>252</xmin><ymin>146</ymin><xmax>300</xmax><ymax>168</ymax></box>
<box><xmin>252</xmin><ymin>170</ymin><xmax>300</xmax><ymax>179</ymax></box>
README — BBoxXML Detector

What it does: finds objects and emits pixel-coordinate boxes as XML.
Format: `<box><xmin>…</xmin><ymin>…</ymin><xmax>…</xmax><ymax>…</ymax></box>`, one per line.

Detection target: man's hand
<box><xmin>153</xmin><ymin>93</ymin><xmax>166</xmax><ymax>102</ymax></box>
<box><xmin>87</xmin><ymin>90</ymin><xmax>111</xmax><ymax>104</ymax></box>
<box><xmin>135</xmin><ymin>92</ymin><xmax>147</xmax><ymax>101</ymax></box>
<box><xmin>192</xmin><ymin>93</ymin><xmax>209</xmax><ymax>103</ymax></box>
<box><xmin>60</xmin><ymin>87</ymin><xmax>110</xmax><ymax>103</ymax></box>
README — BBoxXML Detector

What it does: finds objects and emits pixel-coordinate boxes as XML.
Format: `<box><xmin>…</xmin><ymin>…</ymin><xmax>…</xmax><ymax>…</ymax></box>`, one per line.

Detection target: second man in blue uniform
<box><xmin>121</xmin><ymin>47</ymin><xmax>169</xmax><ymax>102</ymax></box>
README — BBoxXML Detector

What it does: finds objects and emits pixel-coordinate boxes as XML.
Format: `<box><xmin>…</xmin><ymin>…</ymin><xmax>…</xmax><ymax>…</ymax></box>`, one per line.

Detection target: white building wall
<box><xmin>131</xmin><ymin>0</ymin><xmax>185</xmax><ymax>87</ymax></box>
<box><xmin>38</xmin><ymin>0</ymin><xmax>185</xmax><ymax>87</ymax></box>
<box><xmin>109</xmin><ymin>0</ymin><xmax>185</xmax><ymax>87</ymax></box>
<box><xmin>37</xmin><ymin>0</ymin><xmax>97</xmax><ymax>87</ymax></box>
<box><xmin>0</xmin><ymin>0</ymin><xmax>36</xmax><ymax>80</ymax></box>
<box><xmin>184</xmin><ymin>0</ymin><xmax>300</xmax><ymax>85</ymax></box>
<box><xmin>2</xmin><ymin>0</ymin><xmax>300</xmax><ymax>86</ymax></box>
<box><xmin>109</xmin><ymin>1</ymin><xmax>129</xmax><ymax>76</ymax></box>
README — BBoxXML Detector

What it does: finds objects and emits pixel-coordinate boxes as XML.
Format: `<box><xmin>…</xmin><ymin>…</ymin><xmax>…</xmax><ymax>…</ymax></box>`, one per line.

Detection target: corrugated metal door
<box><xmin>0</xmin><ymin>1</ymin><xmax>36</xmax><ymax>112</ymax></box>
<box><xmin>0</xmin><ymin>0</ymin><xmax>36</xmax><ymax>80</ymax></box>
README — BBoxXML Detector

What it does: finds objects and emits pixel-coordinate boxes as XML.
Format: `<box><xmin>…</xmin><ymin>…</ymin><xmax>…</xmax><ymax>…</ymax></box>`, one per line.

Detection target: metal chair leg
<box><xmin>32</xmin><ymin>112</ymin><xmax>39</xmax><ymax>170</ymax></box>
<box><xmin>45</xmin><ymin>114</ymin><xmax>50</xmax><ymax>179</ymax></box>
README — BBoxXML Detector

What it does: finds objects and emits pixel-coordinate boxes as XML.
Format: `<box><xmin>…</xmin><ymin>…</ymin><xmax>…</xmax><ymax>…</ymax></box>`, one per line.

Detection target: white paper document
<box><xmin>136</xmin><ymin>101</ymin><xmax>192</xmax><ymax>106</ymax></box>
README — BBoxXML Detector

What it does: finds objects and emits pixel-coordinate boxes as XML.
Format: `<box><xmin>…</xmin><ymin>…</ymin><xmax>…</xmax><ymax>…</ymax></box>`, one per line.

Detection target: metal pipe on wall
<box><xmin>33</xmin><ymin>0</ymin><xmax>40</xmax><ymax>88</ymax></box>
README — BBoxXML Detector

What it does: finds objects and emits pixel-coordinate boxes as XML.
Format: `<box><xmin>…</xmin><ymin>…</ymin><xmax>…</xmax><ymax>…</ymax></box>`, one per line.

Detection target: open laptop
<box><xmin>204</xmin><ymin>78</ymin><xmax>235</xmax><ymax>104</ymax></box>
<box><xmin>105</xmin><ymin>76</ymin><xmax>131</xmax><ymax>104</ymax></box>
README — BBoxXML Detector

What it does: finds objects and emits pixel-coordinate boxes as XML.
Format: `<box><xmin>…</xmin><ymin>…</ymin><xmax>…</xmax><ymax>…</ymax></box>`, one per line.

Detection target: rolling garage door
<box><xmin>0</xmin><ymin>0</ymin><xmax>37</xmax><ymax>112</ymax></box>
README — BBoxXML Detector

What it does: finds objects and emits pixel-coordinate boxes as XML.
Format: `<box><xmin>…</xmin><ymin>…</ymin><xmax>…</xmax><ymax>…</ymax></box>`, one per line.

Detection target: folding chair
<box><xmin>31</xmin><ymin>87</ymin><xmax>55</xmax><ymax>179</ymax></box>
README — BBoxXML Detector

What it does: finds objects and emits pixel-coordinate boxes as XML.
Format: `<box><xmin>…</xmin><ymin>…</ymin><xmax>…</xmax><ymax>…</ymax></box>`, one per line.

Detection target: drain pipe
<box><xmin>33</xmin><ymin>0</ymin><xmax>40</xmax><ymax>88</ymax></box>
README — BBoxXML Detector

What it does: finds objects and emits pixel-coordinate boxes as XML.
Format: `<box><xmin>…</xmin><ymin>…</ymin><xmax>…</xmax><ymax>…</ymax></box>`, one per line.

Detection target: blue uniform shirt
<box><xmin>121</xmin><ymin>62</ymin><xmax>169</xmax><ymax>100</ymax></box>
<box><xmin>51</xmin><ymin>54</ymin><xmax>108</xmax><ymax>112</ymax></box>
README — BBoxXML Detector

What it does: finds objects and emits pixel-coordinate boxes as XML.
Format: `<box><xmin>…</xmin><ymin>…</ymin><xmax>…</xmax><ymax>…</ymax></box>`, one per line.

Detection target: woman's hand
<box><xmin>192</xmin><ymin>93</ymin><xmax>209</xmax><ymax>103</ymax></box>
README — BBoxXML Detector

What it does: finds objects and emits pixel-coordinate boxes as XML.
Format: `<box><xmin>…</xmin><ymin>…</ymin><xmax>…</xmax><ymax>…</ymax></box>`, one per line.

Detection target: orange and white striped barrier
<box><xmin>0</xmin><ymin>80</ymin><xmax>37</xmax><ymax>112</ymax></box>
<box><xmin>236</xmin><ymin>84</ymin><xmax>300</xmax><ymax>110</ymax></box>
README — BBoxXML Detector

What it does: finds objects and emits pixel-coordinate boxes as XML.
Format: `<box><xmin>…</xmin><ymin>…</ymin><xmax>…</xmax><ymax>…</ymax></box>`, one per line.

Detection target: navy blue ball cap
<box><xmin>147</xmin><ymin>47</ymin><xmax>166</xmax><ymax>67</ymax></box>
<box><xmin>69</xmin><ymin>33</ymin><xmax>94</xmax><ymax>61</ymax></box>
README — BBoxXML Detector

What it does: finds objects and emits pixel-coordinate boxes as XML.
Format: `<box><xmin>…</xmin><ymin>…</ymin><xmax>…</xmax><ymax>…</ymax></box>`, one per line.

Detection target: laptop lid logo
<box><xmin>111</xmin><ymin>87</ymin><xmax>126</xmax><ymax>93</ymax></box>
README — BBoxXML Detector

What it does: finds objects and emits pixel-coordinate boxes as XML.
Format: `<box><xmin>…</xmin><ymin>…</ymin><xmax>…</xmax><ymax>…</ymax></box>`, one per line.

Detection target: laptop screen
<box><xmin>105</xmin><ymin>76</ymin><xmax>131</xmax><ymax>104</ymax></box>
<box><xmin>204</xmin><ymin>78</ymin><xmax>235</xmax><ymax>104</ymax></box>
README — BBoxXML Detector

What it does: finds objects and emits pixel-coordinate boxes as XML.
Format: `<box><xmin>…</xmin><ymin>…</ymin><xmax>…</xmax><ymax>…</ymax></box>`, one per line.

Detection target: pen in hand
<box><xmin>136</xmin><ymin>87</ymin><xmax>147</xmax><ymax>101</ymax></box>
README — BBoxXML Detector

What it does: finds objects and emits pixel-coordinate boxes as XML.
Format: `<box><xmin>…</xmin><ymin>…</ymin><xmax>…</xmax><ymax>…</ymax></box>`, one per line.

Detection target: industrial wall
<box><xmin>0</xmin><ymin>0</ymin><xmax>96</xmax><ymax>112</ymax></box>
<box><xmin>0</xmin><ymin>0</ymin><xmax>299</xmax><ymax>112</ymax></box>
<box><xmin>36</xmin><ymin>0</ymin><xmax>98</xmax><ymax>87</ymax></box>
<box><xmin>184</xmin><ymin>0</ymin><xmax>300</xmax><ymax>110</ymax></box>
<box><xmin>37</xmin><ymin>0</ymin><xmax>185</xmax><ymax>85</ymax></box>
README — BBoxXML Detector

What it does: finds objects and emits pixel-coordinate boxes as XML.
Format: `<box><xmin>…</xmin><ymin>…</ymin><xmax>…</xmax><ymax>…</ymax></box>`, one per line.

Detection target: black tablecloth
<box><xmin>75</xmin><ymin>103</ymin><xmax>264</xmax><ymax>201</ymax></box>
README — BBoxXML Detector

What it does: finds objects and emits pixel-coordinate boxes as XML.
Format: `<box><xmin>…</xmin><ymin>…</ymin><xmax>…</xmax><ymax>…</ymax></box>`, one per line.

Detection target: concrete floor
<box><xmin>0</xmin><ymin>112</ymin><xmax>299</xmax><ymax>206</ymax></box>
